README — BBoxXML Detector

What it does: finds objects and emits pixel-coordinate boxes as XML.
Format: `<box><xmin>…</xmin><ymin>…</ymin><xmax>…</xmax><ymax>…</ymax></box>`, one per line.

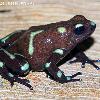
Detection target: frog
<box><xmin>0</xmin><ymin>15</ymin><xmax>99</xmax><ymax>90</ymax></box>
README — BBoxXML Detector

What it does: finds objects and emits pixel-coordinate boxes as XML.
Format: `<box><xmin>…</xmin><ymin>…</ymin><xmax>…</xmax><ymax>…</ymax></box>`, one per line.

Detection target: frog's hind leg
<box><xmin>0</xmin><ymin>30</ymin><xmax>26</xmax><ymax>48</ymax></box>
<box><xmin>0</xmin><ymin>61</ymin><xmax>15</xmax><ymax>86</ymax></box>
<box><xmin>0</xmin><ymin>60</ymin><xmax>33</xmax><ymax>90</ymax></box>
<box><xmin>0</xmin><ymin>49</ymin><xmax>33</xmax><ymax>90</ymax></box>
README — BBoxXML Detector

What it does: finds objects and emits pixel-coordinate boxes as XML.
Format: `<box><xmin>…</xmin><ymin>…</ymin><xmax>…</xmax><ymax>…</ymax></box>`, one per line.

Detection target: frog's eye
<box><xmin>74</xmin><ymin>23</ymin><xmax>85</xmax><ymax>35</ymax></box>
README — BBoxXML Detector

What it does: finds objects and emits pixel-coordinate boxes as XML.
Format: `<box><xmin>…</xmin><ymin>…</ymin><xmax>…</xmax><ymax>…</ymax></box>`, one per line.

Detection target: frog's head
<box><xmin>68</xmin><ymin>15</ymin><xmax>96</xmax><ymax>44</ymax></box>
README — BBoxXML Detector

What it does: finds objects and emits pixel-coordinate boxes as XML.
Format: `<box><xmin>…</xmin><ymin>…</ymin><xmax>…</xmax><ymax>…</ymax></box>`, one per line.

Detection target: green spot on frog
<box><xmin>53</xmin><ymin>49</ymin><xmax>63</xmax><ymax>55</ymax></box>
<box><xmin>57</xmin><ymin>71</ymin><xmax>62</xmax><ymax>78</ymax></box>
<box><xmin>0</xmin><ymin>61</ymin><xmax>4</xmax><ymax>68</ymax></box>
<box><xmin>57</xmin><ymin>27</ymin><xmax>66</xmax><ymax>33</ymax></box>
<box><xmin>8</xmin><ymin>73</ymin><xmax>14</xmax><ymax>77</ymax></box>
<box><xmin>66</xmin><ymin>76</ymin><xmax>71</xmax><ymax>80</ymax></box>
<box><xmin>45</xmin><ymin>62</ymin><xmax>51</xmax><ymax>68</ymax></box>
<box><xmin>28</xmin><ymin>30</ymin><xmax>43</xmax><ymax>55</ymax></box>
<box><xmin>2</xmin><ymin>49</ymin><xmax>15</xmax><ymax>59</ymax></box>
<box><xmin>21</xmin><ymin>62</ymin><xmax>29</xmax><ymax>71</ymax></box>
<box><xmin>0</xmin><ymin>33</ymin><xmax>14</xmax><ymax>43</ymax></box>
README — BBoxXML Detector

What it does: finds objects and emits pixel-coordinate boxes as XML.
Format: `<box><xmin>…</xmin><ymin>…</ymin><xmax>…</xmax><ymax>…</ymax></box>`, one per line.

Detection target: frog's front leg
<box><xmin>0</xmin><ymin>48</ymin><xmax>33</xmax><ymax>89</ymax></box>
<box><xmin>0</xmin><ymin>30</ymin><xmax>26</xmax><ymax>48</ymax></box>
<box><xmin>69</xmin><ymin>51</ymin><xmax>100</xmax><ymax>70</ymax></box>
<box><xmin>44</xmin><ymin>48</ymin><xmax>82</xmax><ymax>83</ymax></box>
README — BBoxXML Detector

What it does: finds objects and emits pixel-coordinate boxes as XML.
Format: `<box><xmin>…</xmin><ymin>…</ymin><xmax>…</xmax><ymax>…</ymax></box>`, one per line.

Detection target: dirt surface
<box><xmin>0</xmin><ymin>0</ymin><xmax>100</xmax><ymax>99</ymax></box>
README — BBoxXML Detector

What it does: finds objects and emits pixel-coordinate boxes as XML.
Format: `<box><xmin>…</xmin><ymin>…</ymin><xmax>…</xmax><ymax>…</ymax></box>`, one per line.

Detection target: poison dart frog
<box><xmin>0</xmin><ymin>15</ymin><xmax>99</xmax><ymax>90</ymax></box>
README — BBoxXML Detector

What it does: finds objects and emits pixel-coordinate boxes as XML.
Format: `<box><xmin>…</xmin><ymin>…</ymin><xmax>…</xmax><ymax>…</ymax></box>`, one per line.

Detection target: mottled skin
<box><xmin>0</xmin><ymin>15</ymin><xmax>99</xmax><ymax>90</ymax></box>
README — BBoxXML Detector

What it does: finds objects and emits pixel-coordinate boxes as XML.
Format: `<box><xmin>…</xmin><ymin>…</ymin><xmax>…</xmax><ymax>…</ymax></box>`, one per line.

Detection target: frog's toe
<box><xmin>10</xmin><ymin>80</ymin><xmax>14</xmax><ymax>87</ymax></box>
<box><xmin>14</xmin><ymin>77</ymin><xmax>33</xmax><ymax>90</ymax></box>
<box><xmin>68</xmin><ymin>58</ymin><xmax>78</xmax><ymax>64</ymax></box>
<box><xmin>96</xmin><ymin>67</ymin><xmax>100</xmax><ymax>70</ymax></box>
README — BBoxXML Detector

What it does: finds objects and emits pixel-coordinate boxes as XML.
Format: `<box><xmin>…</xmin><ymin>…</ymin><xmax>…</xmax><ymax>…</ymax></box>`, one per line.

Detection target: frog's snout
<box><xmin>90</xmin><ymin>21</ymin><xmax>96</xmax><ymax>31</ymax></box>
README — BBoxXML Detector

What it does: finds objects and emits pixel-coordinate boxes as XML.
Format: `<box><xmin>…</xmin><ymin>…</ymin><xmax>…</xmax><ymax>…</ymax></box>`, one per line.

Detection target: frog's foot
<box><xmin>65</xmin><ymin>72</ymin><xmax>82</xmax><ymax>82</ymax></box>
<box><xmin>46</xmin><ymin>70</ymin><xmax>82</xmax><ymax>82</ymax></box>
<box><xmin>0</xmin><ymin>64</ymin><xmax>33</xmax><ymax>90</ymax></box>
<box><xmin>14</xmin><ymin>77</ymin><xmax>33</xmax><ymax>90</ymax></box>
<box><xmin>69</xmin><ymin>52</ymin><xmax>100</xmax><ymax>70</ymax></box>
<box><xmin>2</xmin><ymin>73</ymin><xmax>33</xmax><ymax>90</ymax></box>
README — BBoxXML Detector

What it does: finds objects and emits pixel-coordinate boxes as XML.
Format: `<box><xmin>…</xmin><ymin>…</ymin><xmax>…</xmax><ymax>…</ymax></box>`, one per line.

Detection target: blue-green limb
<box><xmin>0</xmin><ymin>49</ymin><xmax>33</xmax><ymax>89</ymax></box>
<box><xmin>44</xmin><ymin>48</ymin><xmax>82</xmax><ymax>83</ymax></box>
<box><xmin>0</xmin><ymin>60</ymin><xmax>33</xmax><ymax>90</ymax></box>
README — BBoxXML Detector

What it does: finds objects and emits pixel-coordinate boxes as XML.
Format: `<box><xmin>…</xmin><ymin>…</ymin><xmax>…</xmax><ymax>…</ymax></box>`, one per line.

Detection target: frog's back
<box><xmin>8</xmin><ymin>25</ymin><xmax>71</xmax><ymax>71</ymax></box>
